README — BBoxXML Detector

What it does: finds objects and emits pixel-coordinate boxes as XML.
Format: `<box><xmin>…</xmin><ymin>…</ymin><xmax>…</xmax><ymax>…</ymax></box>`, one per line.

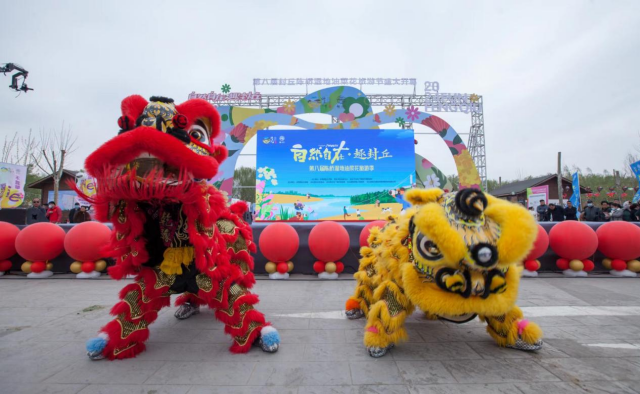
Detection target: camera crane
<box><xmin>1</xmin><ymin>63</ymin><xmax>33</xmax><ymax>93</ymax></box>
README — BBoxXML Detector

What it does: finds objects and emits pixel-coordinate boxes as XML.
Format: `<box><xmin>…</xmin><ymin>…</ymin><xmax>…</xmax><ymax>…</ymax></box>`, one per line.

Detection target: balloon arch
<box><xmin>209</xmin><ymin>86</ymin><xmax>482</xmax><ymax>196</ymax></box>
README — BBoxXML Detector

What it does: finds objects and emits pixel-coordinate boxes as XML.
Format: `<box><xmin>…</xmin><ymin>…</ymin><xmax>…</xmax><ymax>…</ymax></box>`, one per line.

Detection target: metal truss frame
<box><xmin>205</xmin><ymin>83</ymin><xmax>487</xmax><ymax>190</ymax></box>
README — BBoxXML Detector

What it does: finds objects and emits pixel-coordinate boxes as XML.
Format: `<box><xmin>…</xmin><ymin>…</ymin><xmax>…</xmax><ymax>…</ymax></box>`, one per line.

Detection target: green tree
<box><xmin>232</xmin><ymin>167</ymin><xmax>256</xmax><ymax>203</ymax></box>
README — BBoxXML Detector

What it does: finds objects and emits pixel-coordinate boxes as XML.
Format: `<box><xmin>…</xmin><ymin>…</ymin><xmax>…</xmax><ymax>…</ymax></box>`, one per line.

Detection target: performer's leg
<box><xmin>480</xmin><ymin>305</ymin><xmax>543</xmax><ymax>351</ymax></box>
<box><xmin>363</xmin><ymin>280</ymin><xmax>414</xmax><ymax>358</ymax></box>
<box><xmin>86</xmin><ymin>268</ymin><xmax>175</xmax><ymax>360</ymax></box>
<box><xmin>196</xmin><ymin>272</ymin><xmax>280</xmax><ymax>353</ymax></box>
<box><xmin>345</xmin><ymin>245</ymin><xmax>378</xmax><ymax>320</ymax></box>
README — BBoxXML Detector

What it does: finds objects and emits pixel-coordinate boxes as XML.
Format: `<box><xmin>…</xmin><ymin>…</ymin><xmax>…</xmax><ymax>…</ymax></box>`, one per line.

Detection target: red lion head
<box><xmin>84</xmin><ymin>95</ymin><xmax>228</xmax><ymax>205</ymax></box>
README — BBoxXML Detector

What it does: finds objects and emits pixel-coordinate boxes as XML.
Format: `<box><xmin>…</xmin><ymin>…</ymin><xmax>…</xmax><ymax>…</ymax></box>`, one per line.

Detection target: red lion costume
<box><xmin>79</xmin><ymin>95</ymin><xmax>279</xmax><ymax>360</ymax></box>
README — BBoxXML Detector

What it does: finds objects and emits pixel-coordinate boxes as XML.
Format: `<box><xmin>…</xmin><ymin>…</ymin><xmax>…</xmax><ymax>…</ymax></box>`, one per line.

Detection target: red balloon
<box><xmin>81</xmin><ymin>261</ymin><xmax>95</xmax><ymax>273</ymax></box>
<box><xmin>549</xmin><ymin>221</ymin><xmax>598</xmax><ymax>260</ymax></box>
<box><xmin>276</xmin><ymin>262</ymin><xmax>288</xmax><ymax>274</ymax></box>
<box><xmin>524</xmin><ymin>225</ymin><xmax>549</xmax><ymax>261</ymax></box>
<box><xmin>335</xmin><ymin>262</ymin><xmax>345</xmax><ymax>273</ymax></box>
<box><xmin>309</xmin><ymin>222</ymin><xmax>350</xmax><ymax>262</ymax></box>
<box><xmin>0</xmin><ymin>260</ymin><xmax>12</xmax><ymax>271</ymax></box>
<box><xmin>15</xmin><ymin>223</ymin><xmax>66</xmax><ymax>262</ymax></box>
<box><xmin>556</xmin><ymin>258</ymin><xmax>570</xmax><ymax>270</ymax></box>
<box><xmin>0</xmin><ymin>222</ymin><xmax>20</xmax><ymax>260</ymax></box>
<box><xmin>596</xmin><ymin>222</ymin><xmax>640</xmax><ymax>261</ymax></box>
<box><xmin>31</xmin><ymin>261</ymin><xmax>46</xmax><ymax>273</ymax></box>
<box><xmin>64</xmin><ymin>222</ymin><xmax>111</xmax><ymax>262</ymax></box>
<box><xmin>582</xmin><ymin>259</ymin><xmax>595</xmax><ymax>272</ymax></box>
<box><xmin>359</xmin><ymin>220</ymin><xmax>387</xmax><ymax>247</ymax></box>
<box><xmin>259</xmin><ymin>223</ymin><xmax>299</xmax><ymax>262</ymax></box>
<box><xmin>313</xmin><ymin>261</ymin><xmax>325</xmax><ymax>273</ymax></box>
<box><xmin>524</xmin><ymin>260</ymin><xmax>540</xmax><ymax>272</ymax></box>
<box><xmin>611</xmin><ymin>259</ymin><xmax>627</xmax><ymax>271</ymax></box>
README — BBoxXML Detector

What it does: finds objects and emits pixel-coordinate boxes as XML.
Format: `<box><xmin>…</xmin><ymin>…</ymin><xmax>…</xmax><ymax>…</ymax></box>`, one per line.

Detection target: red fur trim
<box><xmin>175</xmin><ymin>293</ymin><xmax>207</xmax><ymax>307</ymax></box>
<box><xmin>230</xmin><ymin>202</ymin><xmax>247</xmax><ymax>216</ymax></box>
<box><xmin>229</xmin><ymin>324</ymin><xmax>263</xmax><ymax>354</ymax></box>
<box><xmin>85</xmin><ymin>127</ymin><xmax>220</xmax><ymax>180</ymax></box>
<box><xmin>99</xmin><ymin>319</ymin><xmax>150</xmax><ymax>360</ymax></box>
<box><xmin>121</xmin><ymin>95</ymin><xmax>148</xmax><ymax>121</ymax></box>
<box><xmin>224</xmin><ymin>309</ymin><xmax>265</xmax><ymax>337</ymax></box>
<box><xmin>175</xmin><ymin>99</ymin><xmax>221</xmax><ymax>139</ymax></box>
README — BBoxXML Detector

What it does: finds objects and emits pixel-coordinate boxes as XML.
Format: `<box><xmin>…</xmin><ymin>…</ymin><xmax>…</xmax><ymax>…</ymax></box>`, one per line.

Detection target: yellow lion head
<box><xmin>372</xmin><ymin>188</ymin><xmax>537</xmax><ymax>317</ymax></box>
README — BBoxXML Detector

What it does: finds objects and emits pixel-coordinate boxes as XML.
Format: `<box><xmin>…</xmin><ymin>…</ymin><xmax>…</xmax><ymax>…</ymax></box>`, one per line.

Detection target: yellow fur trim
<box><xmin>484</xmin><ymin>195</ymin><xmax>538</xmax><ymax>268</ymax></box>
<box><xmin>402</xmin><ymin>262</ymin><xmax>520</xmax><ymax>317</ymax></box>
<box><xmin>405</xmin><ymin>188</ymin><xmax>444</xmax><ymax>206</ymax></box>
<box><xmin>412</xmin><ymin>204</ymin><xmax>468</xmax><ymax>268</ymax></box>
<box><xmin>159</xmin><ymin>247</ymin><xmax>194</xmax><ymax>275</ymax></box>
<box><xmin>520</xmin><ymin>321</ymin><xmax>543</xmax><ymax>344</ymax></box>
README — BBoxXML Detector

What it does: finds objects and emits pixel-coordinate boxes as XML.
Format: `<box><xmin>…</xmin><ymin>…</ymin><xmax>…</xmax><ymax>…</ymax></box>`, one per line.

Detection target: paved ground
<box><xmin>1</xmin><ymin>275</ymin><xmax>640</xmax><ymax>394</ymax></box>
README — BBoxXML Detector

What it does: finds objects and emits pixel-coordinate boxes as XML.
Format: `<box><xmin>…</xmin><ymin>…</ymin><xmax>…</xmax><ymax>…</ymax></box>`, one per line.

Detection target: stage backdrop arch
<box><xmin>211</xmin><ymin>86</ymin><xmax>479</xmax><ymax>195</ymax></box>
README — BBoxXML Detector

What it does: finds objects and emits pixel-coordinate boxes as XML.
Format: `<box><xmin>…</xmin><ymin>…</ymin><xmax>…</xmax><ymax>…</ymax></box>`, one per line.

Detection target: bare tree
<box><xmin>32</xmin><ymin>122</ymin><xmax>78</xmax><ymax>204</ymax></box>
<box><xmin>2</xmin><ymin>129</ymin><xmax>41</xmax><ymax>167</ymax></box>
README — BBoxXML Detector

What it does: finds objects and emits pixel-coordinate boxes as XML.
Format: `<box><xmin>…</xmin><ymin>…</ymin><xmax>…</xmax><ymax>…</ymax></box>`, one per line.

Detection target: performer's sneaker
<box><xmin>507</xmin><ymin>338</ymin><xmax>543</xmax><ymax>351</ymax></box>
<box><xmin>345</xmin><ymin>309</ymin><xmax>364</xmax><ymax>320</ymax></box>
<box><xmin>254</xmin><ymin>326</ymin><xmax>280</xmax><ymax>353</ymax></box>
<box><xmin>174</xmin><ymin>302</ymin><xmax>200</xmax><ymax>320</ymax></box>
<box><xmin>367</xmin><ymin>343</ymin><xmax>394</xmax><ymax>358</ymax></box>
<box><xmin>86</xmin><ymin>333</ymin><xmax>108</xmax><ymax>361</ymax></box>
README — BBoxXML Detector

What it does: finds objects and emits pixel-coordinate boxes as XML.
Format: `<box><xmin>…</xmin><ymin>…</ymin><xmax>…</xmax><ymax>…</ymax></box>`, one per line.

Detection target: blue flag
<box><xmin>569</xmin><ymin>172</ymin><xmax>580</xmax><ymax>208</ymax></box>
<box><xmin>631</xmin><ymin>160</ymin><xmax>640</xmax><ymax>203</ymax></box>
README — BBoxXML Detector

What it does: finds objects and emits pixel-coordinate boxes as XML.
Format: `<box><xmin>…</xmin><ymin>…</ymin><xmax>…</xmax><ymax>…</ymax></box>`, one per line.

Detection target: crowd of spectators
<box><xmin>529</xmin><ymin>198</ymin><xmax>640</xmax><ymax>222</ymax></box>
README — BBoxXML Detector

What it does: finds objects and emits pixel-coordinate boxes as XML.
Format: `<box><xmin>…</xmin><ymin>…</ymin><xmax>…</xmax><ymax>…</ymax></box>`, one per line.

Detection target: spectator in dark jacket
<box><xmin>547</xmin><ymin>203</ymin><xmax>565</xmax><ymax>221</ymax></box>
<box><xmin>564</xmin><ymin>201</ymin><xmax>578</xmax><ymax>220</ymax></box>
<box><xmin>73</xmin><ymin>206</ymin><xmax>92</xmax><ymax>223</ymax></box>
<box><xmin>581</xmin><ymin>200</ymin><xmax>602</xmax><ymax>221</ymax></box>
<box><xmin>68</xmin><ymin>202</ymin><xmax>80</xmax><ymax>223</ymax></box>
<box><xmin>632</xmin><ymin>204</ymin><xmax>640</xmax><ymax>222</ymax></box>
<box><xmin>600</xmin><ymin>201</ymin><xmax>611</xmax><ymax>221</ymax></box>
<box><xmin>25</xmin><ymin>198</ymin><xmax>47</xmax><ymax>224</ymax></box>
<box><xmin>536</xmin><ymin>200</ymin><xmax>548</xmax><ymax>221</ymax></box>
<box><xmin>622</xmin><ymin>202</ymin><xmax>635</xmax><ymax>222</ymax></box>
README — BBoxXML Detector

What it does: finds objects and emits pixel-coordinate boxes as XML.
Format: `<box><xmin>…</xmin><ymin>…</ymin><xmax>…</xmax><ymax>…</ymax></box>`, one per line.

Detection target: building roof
<box><xmin>27</xmin><ymin>170</ymin><xmax>79</xmax><ymax>189</ymax></box>
<box><xmin>490</xmin><ymin>174</ymin><xmax>588</xmax><ymax>197</ymax></box>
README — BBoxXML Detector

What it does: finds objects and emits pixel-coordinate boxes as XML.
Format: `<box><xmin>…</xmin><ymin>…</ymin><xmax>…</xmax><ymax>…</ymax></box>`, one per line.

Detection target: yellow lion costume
<box><xmin>345</xmin><ymin>188</ymin><xmax>543</xmax><ymax>357</ymax></box>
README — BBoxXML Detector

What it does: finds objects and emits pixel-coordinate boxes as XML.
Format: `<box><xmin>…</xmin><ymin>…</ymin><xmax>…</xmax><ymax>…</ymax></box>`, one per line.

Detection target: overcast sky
<box><xmin>1</xmin><ymin>0</ymin><xmax>639</xmax><ymax>181</ymax></box>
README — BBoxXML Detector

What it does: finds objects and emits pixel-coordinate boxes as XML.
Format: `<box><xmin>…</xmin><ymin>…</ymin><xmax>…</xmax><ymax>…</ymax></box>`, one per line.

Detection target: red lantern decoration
<box><xmin>309</xmin><ymin>221</ymin><xmax>350</xmax><ymax>263</ymax></box>
<box><xmin>594</xmin><ymin>193</ymin><xmax>600</xmax><ymax>197</ymax></box>
<box><xmin>64</xmin><ymin>222</ymin><xmax>111</xmax><ymax>262</ymax></box>
<box><xmin>524</xmin><ymin>225</ymin><xmax>549</xmax><ymax>261</ymax></box>
<box><xmin>621</xmin><ymin>193</ymin><xmax>628</xmax><ymax>198</ymax></box>
<box><xmin>359</xmin><ymin>220</ymin><xmax>387</xmax><ymax>247</ymax></box>
<box><xmin>313</xmin><ymin>261</ymin><xmax>325</xmax><ymax>273</ymax></box>
<box><xmin>335</xmin><ymin>262</ymin><xmax>345</xmax><ymax>273</ymax></box>
<box><xmin>549</xmin><ymin>221</ymin><xmax>598</xmax><ymax>260</ymax></box>
<box><xmin>0</xmin><ymin>222</ymin><xmax>20</xmax><ymax>260</ymax></box>
<box><xmin>596</xmin><ymin>222</ymin><xmax>640</xmax><ymax>261</ymax></box>
<box><xmin>15</xmin><ymin>223</ymin><xmax>66</xmax><ymax>262</ymax></box>
<box><xmin>259</xmin><ymin>223</ymin><xmax>299</xmax><ymax>263</ymax></box>
<box><xmin>562</xmin><ymin>193</ymin><xmax>568</xmax><ymax>199</ymax></box>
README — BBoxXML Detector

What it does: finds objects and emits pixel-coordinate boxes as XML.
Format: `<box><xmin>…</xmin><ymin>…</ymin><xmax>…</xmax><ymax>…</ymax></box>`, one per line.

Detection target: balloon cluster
<box><xmin>522</xmin><ymin>225</ymin><xmax>549</xmax><ymax>277</ymax></box>
<box><xmin>597</xmin><ymin>222</ymin><xmax>640</xmax><ymax>277</ymax></box>
<box><xmin>550</xmin><ymin>221</ymin><xmax>597</xmax><ymax>277</ymax></box>
<box><xmin>259</xmin><ymin>223</ymin><xmax>299</xmax><ymax>279</ymax></box>
<box><xmin>0</xmin><ymin>221</ymin><xmax>111</xmax><ymax>279</ymax></box>
<box><xmin>309</xmin><ymin>221</ymin><xmax>349</xmax><ymax>278</ymax></box>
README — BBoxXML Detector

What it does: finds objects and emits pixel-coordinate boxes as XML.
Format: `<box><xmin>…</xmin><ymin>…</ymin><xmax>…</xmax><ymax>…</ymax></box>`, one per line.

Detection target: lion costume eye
<box><xmin>415</xmin><ymin>232</ymin><xmax>443</xmax><ymax>261</ymax></box>
<box><xmin>189</xmin><ymin>122</ymin><xmax>209</xmax><ymax>144</ymax></box>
